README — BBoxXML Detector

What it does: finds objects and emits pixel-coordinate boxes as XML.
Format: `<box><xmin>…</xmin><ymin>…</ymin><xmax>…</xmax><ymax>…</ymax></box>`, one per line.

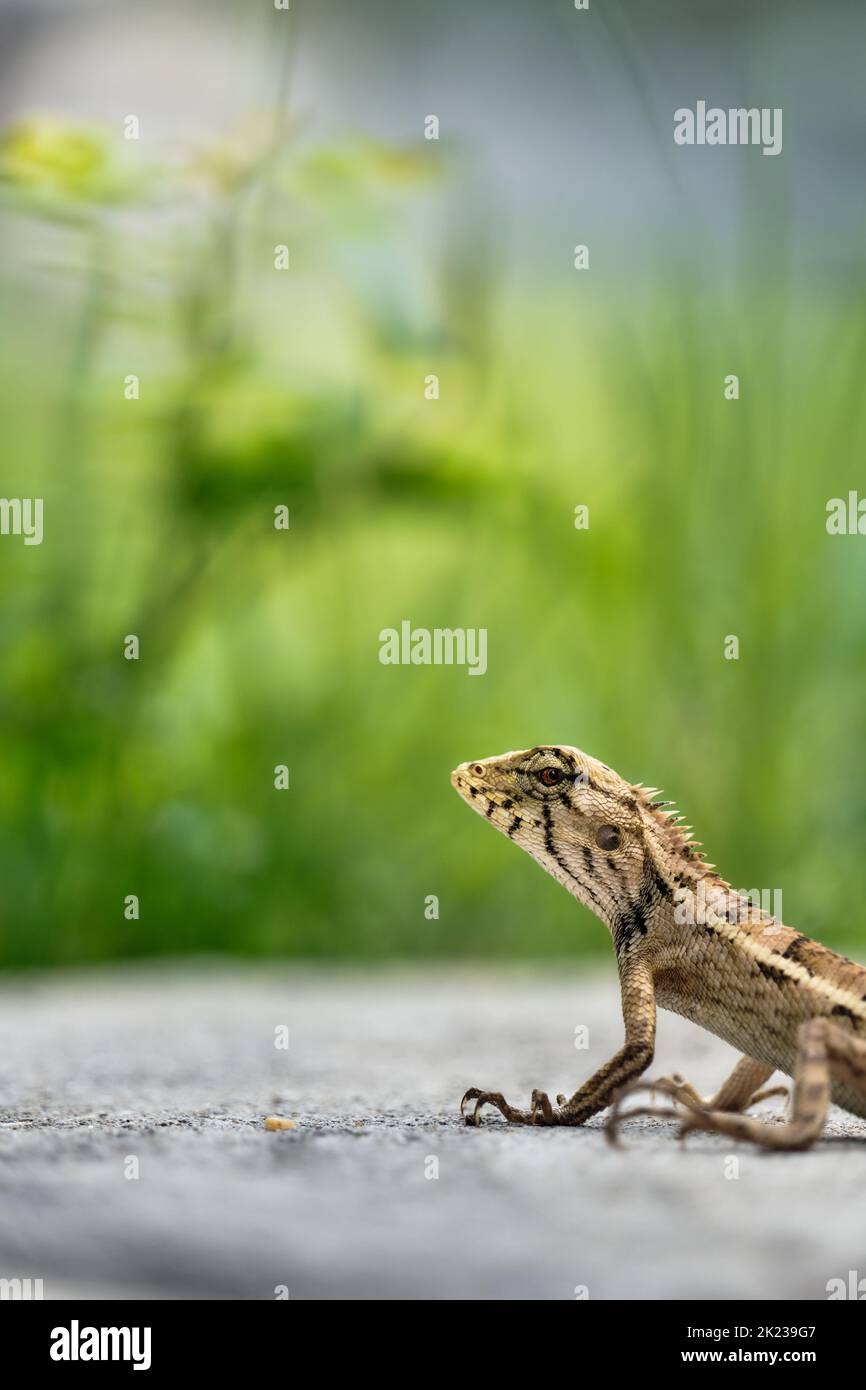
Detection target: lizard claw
<box><xmin>460</xmin><ymin>1088</ymin><xmax>521</xmax><ymax>1125</ymax></box>
<box><xmin>460</xmin><ymin>1086</ymin><xmax>558</xmax><ymax>1126</ymax></box>
<box><xmin>460</xmin><ymin>1087</ymin><xmax>486</xmax><ymax>1124</ymax></box>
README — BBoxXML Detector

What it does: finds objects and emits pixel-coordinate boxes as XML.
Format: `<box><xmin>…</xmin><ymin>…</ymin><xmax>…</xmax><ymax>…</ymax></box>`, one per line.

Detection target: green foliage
<box><xmin>1</xmin><ymin>112</ymin><xmax>865</xmax><ymax>969</ymax></box>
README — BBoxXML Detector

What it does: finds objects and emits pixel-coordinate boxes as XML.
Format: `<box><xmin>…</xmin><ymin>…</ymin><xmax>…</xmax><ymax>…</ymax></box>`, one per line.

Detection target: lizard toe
<box><xmin>459</xmin><ymin>1087</ymin><xmax>484</xmax><ymax>1118</ymax></box>
<box><xmin>530</xmin><ymin>1089</ymin><xmax>558</xmax><ymax>1124</ymax></box>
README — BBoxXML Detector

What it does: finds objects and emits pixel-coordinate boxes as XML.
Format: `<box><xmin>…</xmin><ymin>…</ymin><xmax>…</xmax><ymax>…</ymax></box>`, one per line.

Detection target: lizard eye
<box><xmin>596</xmin><ymin>824</ymin><xmax>621</xmax><ymax>851</ymax></box>
<box><xmin>539</xmin><ymin>767</ymin><xmax>562</xmax><ymax>786</ymax></box>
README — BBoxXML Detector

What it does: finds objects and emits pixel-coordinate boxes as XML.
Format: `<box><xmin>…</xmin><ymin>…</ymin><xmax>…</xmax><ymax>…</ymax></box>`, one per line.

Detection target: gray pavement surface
<box><xmin>1</xmin><ymin>963</ymin><xmax>864</xmax><ymax>1301</ymax></box>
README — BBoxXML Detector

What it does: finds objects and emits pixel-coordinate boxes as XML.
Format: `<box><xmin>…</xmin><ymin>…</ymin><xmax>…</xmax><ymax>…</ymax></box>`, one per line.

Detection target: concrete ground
<box><xmin>0</xmin><ymin>963</ymin><xmax>863</xmax><ymax>1301</ymax></box>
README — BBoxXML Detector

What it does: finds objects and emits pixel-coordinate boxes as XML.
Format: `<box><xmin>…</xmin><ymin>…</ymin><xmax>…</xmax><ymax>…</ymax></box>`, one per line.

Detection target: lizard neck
<box><xmin>640</xmin><ymin>832</ymin><xmax>782</xmax><ymax>944</ymax></box>
<box><xmin>607</xmin><ymin>826</ymin><xmax>782</xmax><ymax>958</ymax></box>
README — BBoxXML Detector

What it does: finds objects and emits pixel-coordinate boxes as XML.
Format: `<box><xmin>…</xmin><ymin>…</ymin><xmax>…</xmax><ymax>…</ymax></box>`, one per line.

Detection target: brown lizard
<box><xmin>452</xmin><ymin>745</ymin><xmax>866</xmax><ymax>1150</ymax></box>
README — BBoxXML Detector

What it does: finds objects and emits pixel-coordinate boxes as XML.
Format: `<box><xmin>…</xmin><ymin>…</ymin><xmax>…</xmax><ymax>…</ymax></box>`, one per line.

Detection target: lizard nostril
<box><xmin>472</xmin><ymin>764</ymin><xmax>484</xmax><ymax>776</ymax></box>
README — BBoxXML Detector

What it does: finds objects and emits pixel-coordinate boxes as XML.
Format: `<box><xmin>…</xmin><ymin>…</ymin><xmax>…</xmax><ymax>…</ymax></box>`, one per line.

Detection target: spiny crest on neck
<box><xmin>632</xmin><ymin>782</ymin><xmax>713</xmax><ymax>873</ymax></box>
<box><xmin>634</xmin><ymin>783</ymin><xmax>782</xmax><ymax>929</ymax></box>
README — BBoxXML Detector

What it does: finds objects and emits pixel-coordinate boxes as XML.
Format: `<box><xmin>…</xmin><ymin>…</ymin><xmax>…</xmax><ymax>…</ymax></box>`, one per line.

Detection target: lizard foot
<box><xmin>605</xmin><ymin>1074</ymin><xmax>790</xmax><ymax>1146</ymax></box>
<box><xmin>460</xmin><ymin>1086</ymin><xmax>561</xmax><ymax>1126</ymax></box>
<box><xmin>605</xmin><ymin>1077</ymin><xmax>706</xmax><ymax>1146</ymax></box>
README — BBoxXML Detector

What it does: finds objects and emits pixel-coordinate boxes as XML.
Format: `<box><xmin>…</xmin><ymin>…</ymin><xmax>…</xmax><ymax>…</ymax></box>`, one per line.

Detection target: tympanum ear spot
<box><xmin>596</xmin><ymin>824</ymin><xmax>621</xmax><ymax>851</ymax></box>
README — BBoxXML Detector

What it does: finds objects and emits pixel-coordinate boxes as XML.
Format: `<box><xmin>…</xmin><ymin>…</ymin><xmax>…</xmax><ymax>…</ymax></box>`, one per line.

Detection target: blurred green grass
<box><xmin>1</xmin><ymin>115</ymin><xmax>865</xmax><ymax>969</ymax></box>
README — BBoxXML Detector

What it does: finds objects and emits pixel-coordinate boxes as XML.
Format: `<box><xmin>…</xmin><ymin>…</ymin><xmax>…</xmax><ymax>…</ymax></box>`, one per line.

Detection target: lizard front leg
<box><xmin>462</xmin><ymin>959</ymin><xmax>656</xmax><ymax>1127</ymax></box>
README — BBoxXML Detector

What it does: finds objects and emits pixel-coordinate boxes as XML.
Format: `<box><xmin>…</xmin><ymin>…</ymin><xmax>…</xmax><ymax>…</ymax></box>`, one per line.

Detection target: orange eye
<box><xmin>539</xmin><ymin>767</ymin><xmax>561</xmax><ymax>786</ymax></box>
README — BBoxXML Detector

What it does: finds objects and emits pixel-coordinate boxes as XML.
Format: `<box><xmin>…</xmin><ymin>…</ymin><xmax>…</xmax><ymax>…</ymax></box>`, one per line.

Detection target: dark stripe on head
<box><xmin>540</xmin><ymin>805</ymin><xmax>607</xmax><ymax>916</ymax></box>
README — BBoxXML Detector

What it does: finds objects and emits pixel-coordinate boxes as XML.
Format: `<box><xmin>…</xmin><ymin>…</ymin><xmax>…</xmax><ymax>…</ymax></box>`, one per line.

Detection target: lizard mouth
<box><xmin>451</xmin><ymin>763</ymin><xmax>504</xmax><ymax>822</ymax></box>
<box><xmin>451</xmin><ymin>764</ymin><xmax>472</xmax><ymax>794</ymax></box>
<box><xmin>451</xmin><ymin>763</ymin><xmax>484</xmax><ymax>805</ymax></box>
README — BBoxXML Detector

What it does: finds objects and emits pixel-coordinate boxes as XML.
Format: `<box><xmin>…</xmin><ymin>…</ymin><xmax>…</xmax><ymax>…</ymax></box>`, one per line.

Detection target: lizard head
<box><xmin>451</xmin><ymin>745</ymin><xmax>703</xmax><ymax>935</ymax></box>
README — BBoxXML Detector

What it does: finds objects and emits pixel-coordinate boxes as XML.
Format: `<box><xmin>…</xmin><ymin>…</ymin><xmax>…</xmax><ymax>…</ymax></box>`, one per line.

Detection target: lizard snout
<box><xmin>452</xmin><ymin>761</ymin><xmax>486</xmax><ymax>787</ymax></box>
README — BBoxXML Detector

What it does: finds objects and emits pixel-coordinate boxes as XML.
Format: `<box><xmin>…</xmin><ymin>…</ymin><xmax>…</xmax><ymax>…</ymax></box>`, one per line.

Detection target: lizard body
<box><xmin>452</xmin><ymin>745</ymin><xmax>866</xmax><ymax>1147</ymax></box>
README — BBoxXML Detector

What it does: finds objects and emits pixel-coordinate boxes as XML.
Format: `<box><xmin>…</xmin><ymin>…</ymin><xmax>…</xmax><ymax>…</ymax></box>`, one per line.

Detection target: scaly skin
<box><xmin>451</xmin><ymin>745</ymin><xmax>866</xmax><ymax>1149</ymax></box>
